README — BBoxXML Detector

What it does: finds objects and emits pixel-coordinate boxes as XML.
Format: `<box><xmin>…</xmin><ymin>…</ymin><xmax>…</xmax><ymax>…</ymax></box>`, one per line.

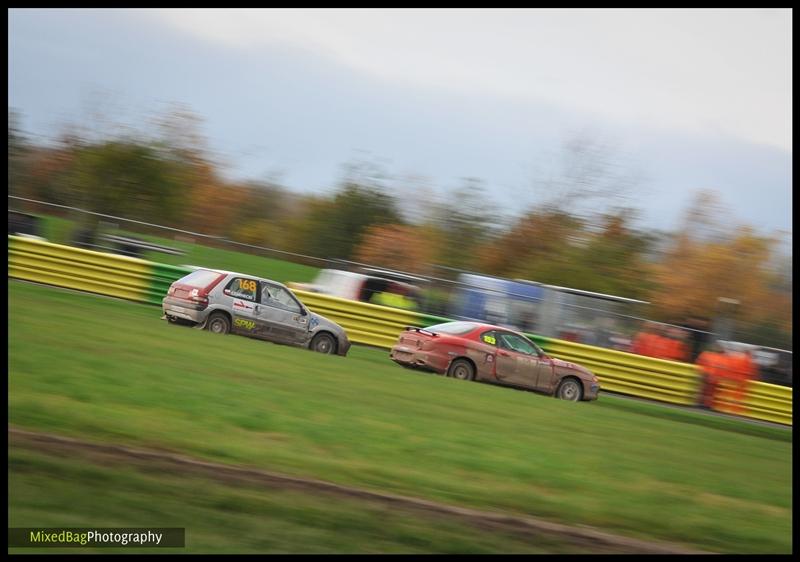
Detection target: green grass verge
<box><xmin>8</xmin><ymin>281</ymin><xmax>792</xmax><ymax>553</ymax></box>
<box><xmin>9</xmin><ymin>447</ymin><xmax>579</xmax><ymax>554</ymax></box>
<box><xmin>34</xmin><ymin>213</ymin><xmax>319</xmax><ymax>284</ymax></box>
<box><xmin>598</xmin><ymin>393</ymin><xmax>791</xmax><ymax>443</ymax></box>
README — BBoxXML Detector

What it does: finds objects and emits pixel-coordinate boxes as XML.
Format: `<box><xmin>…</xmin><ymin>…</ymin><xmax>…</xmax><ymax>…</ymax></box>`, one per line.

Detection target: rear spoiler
<box><xmin>403</xmin><ymin>326</ymin><xmax>438</xmax><ymax>337</ymax></box>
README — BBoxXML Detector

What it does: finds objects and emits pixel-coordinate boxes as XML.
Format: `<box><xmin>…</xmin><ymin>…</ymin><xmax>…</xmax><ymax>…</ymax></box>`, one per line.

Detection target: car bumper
<box><xmin>389</xmin><ymin>345</ymin><xmax>443</xmax><ymax>372</ymax></box>
<box><xmin>584</xmin><ymin>382</ymin><xmax>601</xmax><ymax>401</ymax></box>
<box><xmin>337</xmin><ymin>336</ymin><xmax>352</xmax><ymax>357</ymax></box>
<box><xmin>162</xmin><ymin>297</ymin><xmax>208</xmax><ymax>324</ymax></box>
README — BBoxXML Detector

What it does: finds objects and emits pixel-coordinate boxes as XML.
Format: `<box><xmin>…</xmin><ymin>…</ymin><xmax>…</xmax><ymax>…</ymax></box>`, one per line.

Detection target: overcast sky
<box><xmin>8</xmin><ymin>8</ymin><xmax>793</xmax><ymax>238</ymax></box>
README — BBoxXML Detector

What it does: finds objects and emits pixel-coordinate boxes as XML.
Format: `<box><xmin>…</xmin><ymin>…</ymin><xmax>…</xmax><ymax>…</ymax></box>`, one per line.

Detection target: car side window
<box><xmin>262</xmin><ymin>283</ymin><xmax>302</xmax><ymax>314</ymax></box>
<box><xmin>480</xmin><ymin>331</ymin><xmax>497</xmax><ymax>346</ymax></box>
<box><xmin>225</xmin><ymin>278</ymin><xmax>258</xmax><ymax>301</ymax></box>
<box><xmin>497</xmin><ymin>332</ymin><xmax>537</xmax><ymax>355</ymax></box>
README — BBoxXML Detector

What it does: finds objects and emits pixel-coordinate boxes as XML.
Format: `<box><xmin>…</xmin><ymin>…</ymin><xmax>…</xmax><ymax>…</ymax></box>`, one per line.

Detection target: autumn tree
<box><xmin>66</xmin><ymin>140</ymin><xmax>185</xmax><ymax>224</ymax></box>
<box><xmin>12</xmin><ymin>144</ymin><xmax>77</xmax><ymax>206</ymax></box>
<box><xmin>146</xmin><ymin>106</ymin><xmax>242</xmax><ymax>236</ymax></box>
<box><xmin>474</xmin><ymin>133</ymin><xmax>651</xmax><ymax>289</ymax></box>
<box><xmin>477</xmin><ymin>207</ymin><xmax>581</xmax><ymax>279</ymax></box>
<box><xmin>648</xmin><ymin>191</ymin><xmax>791</xmax><ymax>347</ymax></box>
<box><xmin>425</xmin><ymin>177</ymin><xmax>501</xmax><ymax>272</ymax></box>
<box><xmin>538</xmin><ymin>209</ymin><xmax>655</xmax><ymax>298</ymax></box>
<box><xmin>353</xmin><ymin>224</ymin><xmax>437</xmax><ymax>274</ymax></box>
<box><xmin>477</xmin><ymin>207</ymin><xmax>653</xmax><ymax>299</ymax></box>
<box><xmin>227</xmin><ymin>181</ymin><xmax>303</xmax><ymax>247</ymax></box>
<box><xmin>292</xmin><ymin>166</ymin><xmax>403</xmax><ymax>260</ymax></box>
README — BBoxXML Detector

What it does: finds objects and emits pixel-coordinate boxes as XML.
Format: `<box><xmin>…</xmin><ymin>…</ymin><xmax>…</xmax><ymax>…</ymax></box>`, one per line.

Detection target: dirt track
<box><xmin>9</xmin><ymin>426</ymin><xmax>710</xmax><ymax>554</ymax></box>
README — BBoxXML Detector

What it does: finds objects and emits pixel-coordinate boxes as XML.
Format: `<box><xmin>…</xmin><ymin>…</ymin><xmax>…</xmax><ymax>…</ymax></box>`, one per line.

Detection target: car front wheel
<box><xmin>311</xmin><ymin>332</ymin><xmax>336</xmax><ymax>354</ymax></box>
<box><xmin>556</xmin><ymin>378</ymin><xmax>583</xmax><ymax>401</ymax></box>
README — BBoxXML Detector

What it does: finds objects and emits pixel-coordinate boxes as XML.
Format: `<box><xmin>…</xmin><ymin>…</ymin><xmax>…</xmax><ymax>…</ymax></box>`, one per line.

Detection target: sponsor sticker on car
<box><xmin>232</xmin><ymin>299</ymin><xmax>254</xmax><ymax>311</ymax></box>
<box><xmin>234</xmin><ymin>318</ymin><xmax>256</xmax><ymax>330</ymax></box>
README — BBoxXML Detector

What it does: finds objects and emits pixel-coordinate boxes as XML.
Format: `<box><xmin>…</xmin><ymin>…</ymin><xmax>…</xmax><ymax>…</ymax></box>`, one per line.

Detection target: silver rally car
<box><xmin>162</xmin><ymin>268</ymin><xmax>351</xmax><ymax>356</ymax></box>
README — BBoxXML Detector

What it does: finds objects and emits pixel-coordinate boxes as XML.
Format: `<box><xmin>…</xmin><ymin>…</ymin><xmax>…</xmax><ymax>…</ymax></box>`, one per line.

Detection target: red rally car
<box><xmin>390</xmin><ymin>321</ymin><xmax>600</xmax><ymax>401</ymax></box>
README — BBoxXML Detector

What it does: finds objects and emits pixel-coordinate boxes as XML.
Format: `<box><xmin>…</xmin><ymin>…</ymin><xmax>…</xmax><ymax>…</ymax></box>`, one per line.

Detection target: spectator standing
<box><xmin>649</xmin><ymin>325</ymin><xmax>673</xmax><ymax>360</ymax></box>
<box><xmin>631</xmin><ymin>322</ymin><xmax>658</xmax><ymax>357</ymax></box>
<box><xmin>664</xmin><ymin>326</ymin><xmax>690</xmax><ymax>362</ymax></box>
<box><xmin>684</xmin><ymin>316</ymin><xmax>711</xmax><ymax>363</ymax></box>
<box><xmin>726</xmin><ymin>349</ymin><xmax>757</xmax><ymax>415</ymax></box>
<box><xmin>696</xmin><ymin>342</ymin><xmax>725</xmax><ymax>409</ymax></box>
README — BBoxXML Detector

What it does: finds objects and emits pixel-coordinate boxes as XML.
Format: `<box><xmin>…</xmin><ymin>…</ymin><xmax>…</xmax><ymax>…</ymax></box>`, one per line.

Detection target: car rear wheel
<box><xmin>207</xmin><ymin>312</ymin><xmax>231</xmax><ymax>335</ymax></box>
<box><xmin>447</xmin><ymin>358</ymin><xmax>475</xmax><ymax>381</ymax></box>
<box><xmin>556</xmin><ymin>378</ymin><xmax>583</xmax><ymax>401</ymax></box>
<box><xmin>311</xmin><ymin>332</ymin><xmax>336</xmax><ymax>354</ymax></box>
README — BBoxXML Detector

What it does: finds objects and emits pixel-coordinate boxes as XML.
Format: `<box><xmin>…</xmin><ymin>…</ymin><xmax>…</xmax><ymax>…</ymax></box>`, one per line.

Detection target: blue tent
<box><xmin>450</xmin><ymin>273</ymin><xmax>544</xmax><ymax>329</ymax></box>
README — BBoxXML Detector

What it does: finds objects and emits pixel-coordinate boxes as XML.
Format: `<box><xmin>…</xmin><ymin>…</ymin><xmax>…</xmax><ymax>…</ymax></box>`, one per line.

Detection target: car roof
<box><xmin>472</xmin><ymin>323</ymin><xmax>522</xmax><ymax>333</ymax></box>
<box><xmin>432</xmin><ymin>321</ymin><xmax>524</xmax><ymax>334</ymax></box>
<box><xmin>319</xmin><ymin>269</ymin><xmax>365</xmax><ymax>278</ymax></box>
<box><xmin>187</xmin><ymin>267</ymin><xmax>286</xmax><ymax>288</ymax></box>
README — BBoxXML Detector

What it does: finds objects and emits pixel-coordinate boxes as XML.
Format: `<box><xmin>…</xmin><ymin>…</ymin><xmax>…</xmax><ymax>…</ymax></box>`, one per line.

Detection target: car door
<box><xmin>256</xmin><ymin>282</ymin><xmax>309</xmax><ymax>345</ymax></box>
<box><xmin>476</xmin><ymin>330</ymin><xmax>501</xmax><ymax>378</ymax></box>
<box><xmin>489</xmin><ymin>330</ymin><xmax>521</xmax><ymax>383</ymax></box>
<box><xmin>494</xmin><ymin>332</ymin><xmax>541</xmax><ymax>388</ymax></box>
<box><xmin>221</xmin><ymin>276</ymin><xmax>263</xmax><ymax>337</ymax></box>
<box><xmin>533</xmin><ymin>353</ymin><xmax>558</xmax><ymax>394</ymax></box>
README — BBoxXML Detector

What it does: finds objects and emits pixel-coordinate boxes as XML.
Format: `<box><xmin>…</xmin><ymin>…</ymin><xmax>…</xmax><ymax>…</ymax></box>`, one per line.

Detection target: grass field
<box><xmin>10</xmin><ymin>447</ymin><xmax>583</xmax><ymax>554</ymax></box>
<box><xmin>35</xmin><ymin>214</ymin><xmax>320</xmax><ymax>284</ymax></box>
<box><xmin>8</xmin><ymin>280</ymin><xmax>793</xmax><ymax>553</ymax></box>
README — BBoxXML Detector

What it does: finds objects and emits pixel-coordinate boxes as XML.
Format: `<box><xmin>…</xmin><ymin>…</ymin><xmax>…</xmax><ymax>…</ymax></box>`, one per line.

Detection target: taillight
<box><xmin>168</xmin><ymin>286</ymin><xmax>175</xmax><ymax>296</ymax></box>
<box><xmin>189</xmin><ymin>288</ymin><xmax>209</xmax><ymax>307</ymax></box>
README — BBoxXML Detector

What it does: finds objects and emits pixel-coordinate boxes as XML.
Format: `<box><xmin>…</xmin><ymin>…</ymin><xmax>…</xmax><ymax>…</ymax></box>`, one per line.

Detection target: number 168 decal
<box><xmin>239</xmin><ymin>279</ymin><xmax>257</xmax><ymax>292</ymax></box>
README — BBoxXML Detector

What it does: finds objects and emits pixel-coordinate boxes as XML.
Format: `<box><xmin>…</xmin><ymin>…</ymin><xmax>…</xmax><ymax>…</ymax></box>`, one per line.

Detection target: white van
<box><xmin>290</xmin><ymin>268</ymin><xmax>421</xmax><ymax>309</ymax></box>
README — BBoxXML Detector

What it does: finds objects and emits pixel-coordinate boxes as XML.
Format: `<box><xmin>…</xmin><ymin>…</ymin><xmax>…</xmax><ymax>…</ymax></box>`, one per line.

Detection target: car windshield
<box><xmin>425</xmin><ymin>322</ymin><xmax>476</xmax><ymax>335</ymax></box>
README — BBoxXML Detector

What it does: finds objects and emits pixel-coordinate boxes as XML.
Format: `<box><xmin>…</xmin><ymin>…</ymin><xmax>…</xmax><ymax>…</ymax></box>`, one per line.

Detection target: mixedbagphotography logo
<box><xmin>8</xmin><ymin>528</ymin><xmax>185</xmax><ymax>548</ymax></box>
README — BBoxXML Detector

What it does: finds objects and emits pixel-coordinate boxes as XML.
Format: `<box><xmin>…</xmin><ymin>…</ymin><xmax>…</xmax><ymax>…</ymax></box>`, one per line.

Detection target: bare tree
<box><xmin>531</xmin><ymin>132</ymin><xmax>644</xmax><ymax>219</ymax></box>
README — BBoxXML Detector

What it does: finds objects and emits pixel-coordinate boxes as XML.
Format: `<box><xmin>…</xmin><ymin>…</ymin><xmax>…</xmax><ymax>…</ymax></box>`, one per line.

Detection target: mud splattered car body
<box><xmin>390</xmin><ymin>321</ymin><xmax>599</xmax><ymax>400</ymax></box>
<box><xmin>162</xmin><ymin>268</ymin><xmax>350</xmax><ymax>356</ymax></box>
